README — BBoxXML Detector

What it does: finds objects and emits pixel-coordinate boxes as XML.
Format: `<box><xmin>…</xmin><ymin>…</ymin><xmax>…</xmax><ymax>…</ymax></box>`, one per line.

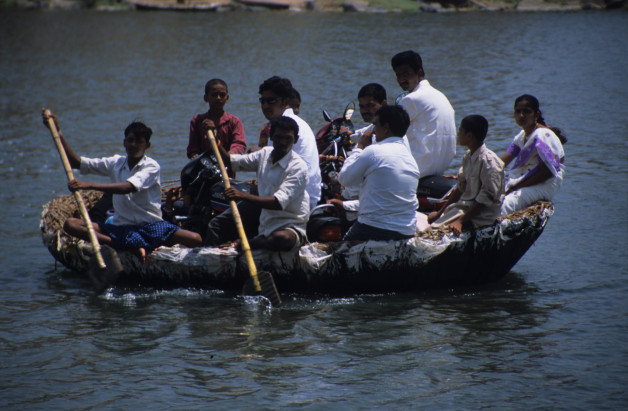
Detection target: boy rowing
<box><xmin>43</xmin><ymin>110</ymin><xmax>202</xmax><ymax>261</ymax></box>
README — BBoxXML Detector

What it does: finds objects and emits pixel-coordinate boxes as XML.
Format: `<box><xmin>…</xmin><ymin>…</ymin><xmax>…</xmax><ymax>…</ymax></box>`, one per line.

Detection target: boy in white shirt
<box><xmin>42</xmin><ymin>111</ymin><xmax>202</xmax><ymax>261</ymax></box>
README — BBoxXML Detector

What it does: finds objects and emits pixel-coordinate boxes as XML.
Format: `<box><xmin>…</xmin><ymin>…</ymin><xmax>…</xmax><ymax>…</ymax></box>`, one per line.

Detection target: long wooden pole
<box><xmin>44</xmin><ymin>110</ymin><xmax>106</xmax><ymax>269</ymax></box>
<box><xmin>206</xmin><ymin>129</ymin><xmax>261</xmax><ymax>293</ymax></box>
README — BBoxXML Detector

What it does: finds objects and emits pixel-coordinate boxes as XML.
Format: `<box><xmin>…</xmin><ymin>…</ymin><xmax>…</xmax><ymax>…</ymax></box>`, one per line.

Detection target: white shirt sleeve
<box><xmin>338</xmin><ymin>148</ymin><xmax>371</xmax><ymax>188</ymax></box>
<box><xmin>342</xmin><ymin>199</ymin><xmax>360</xmax><ymax>212</ymax></box>
<box><xmin>230</xmin><ymin>149</ymin><xmax>264</xmax><ymax>173</ymax></box>
<box><xmin>79</xmin><ymin>155</ymin><xmax>120</xmax><ymax>177</ymax></box>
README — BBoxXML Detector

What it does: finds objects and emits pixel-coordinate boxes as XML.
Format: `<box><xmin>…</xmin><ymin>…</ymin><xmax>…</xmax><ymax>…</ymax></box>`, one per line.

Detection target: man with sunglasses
<box><xmin>257</xmin><ymin>76</ymin><xmax>321</xmax><ymax>210</ymax></box>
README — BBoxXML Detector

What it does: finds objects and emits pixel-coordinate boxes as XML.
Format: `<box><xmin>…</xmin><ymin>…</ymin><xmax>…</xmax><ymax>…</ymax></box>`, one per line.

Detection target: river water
<box><xmin>1</xmin><ymin>8</ymin><xmax>627</xmax><ymax>409</ymax></box>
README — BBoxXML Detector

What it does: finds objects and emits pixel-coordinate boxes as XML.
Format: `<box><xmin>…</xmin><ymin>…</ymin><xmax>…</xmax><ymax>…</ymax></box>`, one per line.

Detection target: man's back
<box><xmin>399</xmin><ymin>79</ymin><xmax>456</xmax><ymax>177</ymax></box>
<box><xmin>338</xmin><ymin>137</ymin><xmax>419</xmax><ymax>236</ymax></box>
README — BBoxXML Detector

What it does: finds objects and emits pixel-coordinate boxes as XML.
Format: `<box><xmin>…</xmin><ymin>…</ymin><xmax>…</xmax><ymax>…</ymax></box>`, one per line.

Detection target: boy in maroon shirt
<box><xmin>186</xmin><ymin>79</ymin><xmax>247</xmax><ymax>173</ymax></box>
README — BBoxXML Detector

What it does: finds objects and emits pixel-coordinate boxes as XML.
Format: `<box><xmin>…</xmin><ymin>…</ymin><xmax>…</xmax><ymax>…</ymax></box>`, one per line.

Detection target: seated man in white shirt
<box><xmin>257</xmin><ymin>76</ymin><xmax>321</xmax><ymax>209</ymax></box>
<box><xmin>330</xmin><ymin>82</ymin><xmax>388</xmax><ymax>220</ymax></box>
<box><xmin>338</xmin><ymin>105</ymin><xmax>420</xmax><ymax>242</ymax></box>
<box><xmin>350</xmin><ymin>82</ymin><xmax>388</xmax><ymax>144</ymax></box>
<box><xmin>391</xmin><ymin>50</ymin><xmax>457</xmax><ymax>178</ymax></box>
<box><xmin>213</xmin><ymin>116</ymin><xmax>310</xmax><ymax>251</ymax></box>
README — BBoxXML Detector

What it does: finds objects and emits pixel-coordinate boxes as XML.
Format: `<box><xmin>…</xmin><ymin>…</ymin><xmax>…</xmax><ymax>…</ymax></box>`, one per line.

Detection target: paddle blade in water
<box><xmin>87</xmin><ymin>245</ymin><xmax>123</xmax><ymax>294</ymax></box>
<box><xmin>242</xmin><ymin>271</ymin><xmax>282</xmax><ymax>307</ymax></box>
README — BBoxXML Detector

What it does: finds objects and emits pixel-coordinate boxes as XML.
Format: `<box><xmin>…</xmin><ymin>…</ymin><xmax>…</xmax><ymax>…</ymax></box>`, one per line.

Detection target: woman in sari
<box><xmin>500</xmin><ymin>94</ymin><xmax>567</xmax><ymax>215</ymax></box>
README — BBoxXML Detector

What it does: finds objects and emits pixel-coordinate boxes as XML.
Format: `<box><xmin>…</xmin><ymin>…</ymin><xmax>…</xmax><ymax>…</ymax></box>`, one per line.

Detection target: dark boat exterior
<box><xmin>40</xmin><ymin>191</ymin><xmax>554</xmax><ymax>294</ymax></box>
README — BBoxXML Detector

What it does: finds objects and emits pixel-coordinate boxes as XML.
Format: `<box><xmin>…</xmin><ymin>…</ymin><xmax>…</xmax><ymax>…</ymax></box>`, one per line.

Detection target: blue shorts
<box><xmin>103</xmin><ymin>221</ymin><xmax>180</xmax><ymax>251</ymax></box>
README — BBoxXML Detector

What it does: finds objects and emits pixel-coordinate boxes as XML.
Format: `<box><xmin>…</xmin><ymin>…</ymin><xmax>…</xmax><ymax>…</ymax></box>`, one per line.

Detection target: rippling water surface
<box><xmin>1</xmin><ymin>9</ymin><xmax>627</xmax><ymax>409</ymax></box>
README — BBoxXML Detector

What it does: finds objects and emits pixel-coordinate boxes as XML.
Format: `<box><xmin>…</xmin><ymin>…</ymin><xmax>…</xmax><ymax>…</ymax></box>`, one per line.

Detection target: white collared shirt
<box><xmin>338</xmin><ymin>137</ymin><xmax>420</xmax><ymax>236</ymax></box>
<box><xmin>231</xmin><ymin>147</ymin><xmax>310</xmax><ymax>237</ymax></box>
<box><xmin>282</xmin><ymin>108</ymin><xmax>322</xmax><ymax>208</ymax></box>
<box><xmin>399</xmin><ymin>79</ymin><xmax>456</xmax><ymax>177</ymax></box>
<box><xmin>80</xmin><ymin>154</ymin><xmax>163</xmax><ymax>226</ymax></box>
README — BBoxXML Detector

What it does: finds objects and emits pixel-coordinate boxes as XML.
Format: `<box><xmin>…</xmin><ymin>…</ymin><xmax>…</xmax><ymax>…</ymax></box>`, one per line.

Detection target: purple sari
<box><xmin>505</xmin><ymin>128</ymin><xmax>565</xmax><ymax>183</ymax></box>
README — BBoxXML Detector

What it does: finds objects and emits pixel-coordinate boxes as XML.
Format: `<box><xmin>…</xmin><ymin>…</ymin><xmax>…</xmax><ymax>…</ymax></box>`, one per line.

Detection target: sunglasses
<box><xmin>259</xmin><ymin>97</ymin><xmax>280</xmax><ymax>105</ymax></box>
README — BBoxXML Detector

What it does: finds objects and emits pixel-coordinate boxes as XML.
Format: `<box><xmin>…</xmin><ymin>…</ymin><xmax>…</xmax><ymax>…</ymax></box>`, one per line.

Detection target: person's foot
<box><xmin>131</xmin><ymin>247</ymin><xmax>147</xmax><ymax>263</ymax></box>
<box><xmin>218</xmin><ymin>240</ymin><xmax>239</xmax><ymax>250</ymax></box>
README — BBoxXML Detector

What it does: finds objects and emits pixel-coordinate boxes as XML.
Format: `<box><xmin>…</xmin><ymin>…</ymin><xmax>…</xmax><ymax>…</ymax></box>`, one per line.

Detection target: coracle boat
<box><xmin>40</xmin><ymin>191</ymin><xmax>554</xmax><ymax>294</ymax></box>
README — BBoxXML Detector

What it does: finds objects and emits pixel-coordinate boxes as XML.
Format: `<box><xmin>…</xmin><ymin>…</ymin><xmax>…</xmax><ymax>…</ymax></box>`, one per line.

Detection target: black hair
<box><xmin>290</xmin><ymin>88</ymin><xmax>301</xmax><ymax>103</ymax></box>
<box><xmin>270</xmin><ymin>116</ymin><xmax>300</xmax><ymax>142</ymax></box>
<box><xmin>391</xmin><ymin>50</ymin><xmax>424</xmax><ymax>75</ymax></box>
<box><xmin>358</xmin><ymin>83</ymin><xmax>387</xmax><ymax>103</ymax></box>
<box><xmin>514</xmin><ymin>94</ymin><xmax>567</xmax><ymax>144</ymax></box>
<box><xmin>124</xmin><ymin>121</ymin><xmax>152</xmax><ymax>143</ymax></box>
<box><xmin>259</xmin><ymin>76</ymin><xmax>293</xmax><ymax>100</ymax></box>
<box><xmin>375</xmin><ymin>105</ymin><xmax>410</xmax><ymax>137</ymax></box>
<box><xmin>460</xmin><ymin>115</ymin><xmax>489</xmax><ymax>143</ymax></box>
<box><xmin>205</xmin><ymin>78</ymin><xmax>228</xmax><ymax>94</ymax></box>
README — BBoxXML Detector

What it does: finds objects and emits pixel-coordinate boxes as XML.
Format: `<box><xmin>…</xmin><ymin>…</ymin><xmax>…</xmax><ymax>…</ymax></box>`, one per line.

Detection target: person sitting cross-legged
<box><xmin>209</xmin><ymin>116</ymin><xmax>310</xmax><ymax>252</ymax></box>
<box><xmin>42</xmin><ymin>110</ymin><xmax>202</xmax><ymax>262</ymax></box>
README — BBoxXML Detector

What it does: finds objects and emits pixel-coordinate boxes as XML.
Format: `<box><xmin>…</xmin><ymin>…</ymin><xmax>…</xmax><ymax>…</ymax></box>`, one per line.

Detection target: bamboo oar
<box><xmin>206</xmin><ymin>129</ymin><xmax>281</xmax><ymax>307</ymax></box>
<box><xmin>44</xmin><ymin>109</ymin><xmax>122</xmax><ymax>293</ymax></box>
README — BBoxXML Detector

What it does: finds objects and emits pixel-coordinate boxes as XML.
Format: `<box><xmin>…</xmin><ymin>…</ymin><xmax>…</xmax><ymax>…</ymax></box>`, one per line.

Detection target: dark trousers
<box><xmin>203</xmin><ymin>201</ymin><xmax>262</xmax><ymax>246</ymax></box>
<box><xmin>342</xmin><ymin>221</ymin><xmax>413</xmax><ymax>242</ymax></box>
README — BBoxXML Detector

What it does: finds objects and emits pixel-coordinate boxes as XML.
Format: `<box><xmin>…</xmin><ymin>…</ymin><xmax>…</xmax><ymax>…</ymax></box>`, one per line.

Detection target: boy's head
<box><xmin>124</xmin><ymin>121</ymin><xmax>152</xmax><ymax>158</ymax></box>
<box><xmin>459</xmin><ymin>115</ymin><xmax>488</xmax><ymax>146</ymax></box>
<box><xmin>357</xmin><ymin>83</ymin><xmax>387</xmax><ymax>123</ymax></box>
<box><xmin>373</xmin><ymin>105</ymin><xmax>410</xmax><ymax>141</ymax></box>
<box><xmin>289</xmin><ymin>88</ymin><xmax>301</xmax><ymax>115</ymax></box>
<box><xmin>391</xmin><ymin>50</ymin><xmax>425</xmax><ymax>92</ymax></box>
<box><xmin>125</xmin><ymin>121</ymin><xmax>152</xmax><ymax>142</ymax></box>
<box><xmin>259</xmin><ymin>76</ymin><xmax>293</xmax><ymax>121</ymax></box>
<box><xmin>204</xmin><ymin>78</ymin><xmax>229</xmax><ymax>110</ymax></box>
<box><xmin>270</xmin><ymin>116</ymin><xmax>299</xmax><ymax>157</ymax></box>
<box><xmin>205</xmin><ymin>78</ymin><xmax>228</xmax><ymax>95</ymax></box>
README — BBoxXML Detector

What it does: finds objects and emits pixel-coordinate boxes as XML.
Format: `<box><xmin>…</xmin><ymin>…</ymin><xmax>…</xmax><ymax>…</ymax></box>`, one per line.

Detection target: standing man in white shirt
<box><xmin>258</xmin><ymin>76</ymin><xmax>321</xmax><ymax>209</ymax></box>
<box><xmin>213</xmin><ymin>116</ymin><xmax>310</xmax><ymax>251</ymax></box>
<box><xmin>391</xmin><ymin>50</ymin><xmax>457</xmax><ymax>178</ymax></box>
<box><xmin>338</xmin><ymin>105</ymin><xmax>420</xmax><ymax>242</ymax></box>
